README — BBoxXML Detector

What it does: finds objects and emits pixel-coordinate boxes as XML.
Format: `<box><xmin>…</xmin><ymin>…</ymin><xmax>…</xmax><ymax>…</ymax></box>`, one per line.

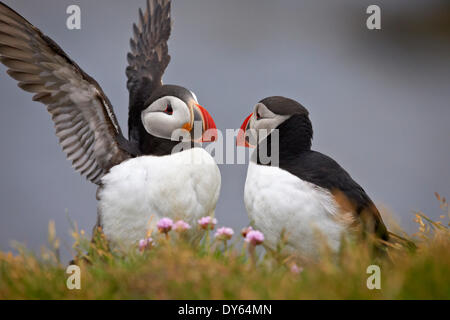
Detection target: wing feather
<box><xmin>0</xmin><ymin>2</ymin><xmax>131</xmax><ymax>184</ymax></box>
<box><xmin>126</xmin><ymin>0</ymin><xmax>171</xmax><ymax>141</ymax></box>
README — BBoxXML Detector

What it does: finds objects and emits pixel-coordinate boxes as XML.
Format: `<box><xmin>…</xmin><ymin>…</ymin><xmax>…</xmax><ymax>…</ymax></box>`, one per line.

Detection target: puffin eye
<box><xmin>164</xmin><ymin>103</ymin><xmax>173</xmax><ymax>115</ymax></box>
<box><xmin>256</xmin><ymin>112</ymin><xmax>262</xmax><ymax>120</ymax></box>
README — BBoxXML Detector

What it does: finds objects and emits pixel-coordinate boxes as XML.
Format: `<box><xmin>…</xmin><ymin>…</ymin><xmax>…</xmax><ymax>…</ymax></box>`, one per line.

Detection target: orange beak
<box><xmin>236</xmin><ymin>113</ymin><xmax>255</xmax><ymax>148</ymax></box>
<box><xmin>194</xmin><ymin>103</ymin><xmax>218</xmax><ymax>142</ymax></box>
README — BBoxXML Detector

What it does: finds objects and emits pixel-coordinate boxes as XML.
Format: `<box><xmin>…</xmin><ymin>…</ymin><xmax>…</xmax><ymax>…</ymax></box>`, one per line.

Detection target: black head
<box><xmin>131</xmin><ymin>84</ymin><xmax>217</xmax><ymax>155</ymax></box>
<box><xmin>259</xmin><ymin>96</ymin><xmax>309</xmax><ymax>117</ymax></box>
<box><xmin>146</xmin><ymin>85</ymin><xmax>197</xmax><ymax>107</ymax></box>
<box><xmin>238</xmin><ymin>96</ymin><xmax>313</xmax><ymax>153</ymax></box>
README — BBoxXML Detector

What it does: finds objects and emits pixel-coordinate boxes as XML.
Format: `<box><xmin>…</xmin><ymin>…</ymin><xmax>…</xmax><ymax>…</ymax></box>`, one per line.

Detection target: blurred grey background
<box><xmin>0</xmin><ymin>0</ymin><xmax>449</xmax><ymax>260</ymax></box>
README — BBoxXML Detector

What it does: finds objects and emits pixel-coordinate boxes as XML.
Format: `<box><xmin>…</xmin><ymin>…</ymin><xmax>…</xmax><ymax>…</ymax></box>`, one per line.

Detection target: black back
<box><xmin>257</xmin><ymin>101</ymin><xmax>389</xmax><ymax>240</ymax></box>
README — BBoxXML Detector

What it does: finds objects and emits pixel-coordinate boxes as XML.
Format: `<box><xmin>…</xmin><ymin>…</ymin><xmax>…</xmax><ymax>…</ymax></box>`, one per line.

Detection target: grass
<box><xmin>0</xmin><ymin>194</ymin><xmax>449</xmax><ymax>300</ymax></box>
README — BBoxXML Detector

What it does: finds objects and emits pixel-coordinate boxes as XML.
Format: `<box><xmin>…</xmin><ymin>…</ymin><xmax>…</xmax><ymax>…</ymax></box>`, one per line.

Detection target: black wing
<box><xmin>126</xmin><ymin>0</ymin><xmax>171</xmax><ymax>142</ymax></box>
<box><xmin>282</xmin><ymin>150</ymin><xmax>389</xmax><ymax>240</ymax></box>
<box><xmin>0</xmin><ymin>2</ymin><xmax>131</xmax><ymax>184</ymax></box>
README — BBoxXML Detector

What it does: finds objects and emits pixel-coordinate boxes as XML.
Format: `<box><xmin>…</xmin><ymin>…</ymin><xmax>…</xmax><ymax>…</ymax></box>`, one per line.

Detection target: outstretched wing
<box><xmin>126</xmin><ymin>0</ymin><xmax>171</xmax><ymax>142</ymax></box>
<box><xmin>0</xmin><ymin>2</ymin><xmax>131</xmax><ymax>184</ymax></box>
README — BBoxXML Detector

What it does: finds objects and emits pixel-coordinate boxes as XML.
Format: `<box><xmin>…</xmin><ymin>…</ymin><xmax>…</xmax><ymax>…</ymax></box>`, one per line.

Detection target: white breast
<box><xmin>98</xmin><ymin>148</ymin><xmax>221</xmax><ymax>248</ymax></box>
<box><xmin>244</xmin><ymin>161</ymin><xmax>346</xmax><ymax>258</ymax></box>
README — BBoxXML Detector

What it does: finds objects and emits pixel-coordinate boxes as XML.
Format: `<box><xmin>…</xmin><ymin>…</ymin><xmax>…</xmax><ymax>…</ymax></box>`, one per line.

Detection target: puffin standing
<box><xmin>237</xmin><ymin>96</ymin><xmax>389</xmax><ymax>259</ymax></box>
<box><xmin>0</xmin><ymin>0</ymin><xmax>221</xmax><ymax>247</ymax></box>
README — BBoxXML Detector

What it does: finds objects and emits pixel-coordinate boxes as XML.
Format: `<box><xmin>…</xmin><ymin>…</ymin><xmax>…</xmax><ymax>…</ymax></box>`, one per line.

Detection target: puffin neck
<box><xmin>256</xmin><ymin>114</ymin><xmax>313</xmax><ymax>165</ymax></box>
<box><xmin>138</xmin><ymin>132</ymin><xmax>179</xmax><ymax>156</ymax></box>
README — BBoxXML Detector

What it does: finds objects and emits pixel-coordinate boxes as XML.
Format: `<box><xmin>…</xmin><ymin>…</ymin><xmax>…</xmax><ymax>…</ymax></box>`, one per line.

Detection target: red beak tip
<box><xmin>237</xmin><ymin>113</ymin><xmax>253</xmax><ymax>148</ymax></box>
<box><xmin>195</xmin><ymin>103</ymin><xmax>218</xmax><ymax>143</ymax></box>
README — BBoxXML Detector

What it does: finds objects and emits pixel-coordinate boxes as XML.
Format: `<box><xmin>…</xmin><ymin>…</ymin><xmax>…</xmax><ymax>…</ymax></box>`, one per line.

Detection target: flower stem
<box><xmin>248</xmin><ymin>244</ymin><xmax>256</xmax><ymax>267</ymax></box>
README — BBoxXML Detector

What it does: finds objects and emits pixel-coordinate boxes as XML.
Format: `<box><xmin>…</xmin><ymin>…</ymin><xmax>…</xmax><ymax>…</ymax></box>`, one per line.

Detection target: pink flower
<box><xmin>138</xmin><ymin>237</ymin><xmax>153</xmax><ymax>251</ymax></box>
<box><xmin>290</xmin><ymin>263</ymin><xmax>303</xmax><ymax>275</ymax></box>
<box><xmin>215</xmin><ymin>227</ymin><xmax>234</xmax><ymax>240</ymax></box>
<box><xmin>241</xmin><ymin>226</ymin><xmax>253</xmax><ymax>238</ymax></box>
<box><xmin>157</xmin><ymin>217</ymin><xmax>173</xmax><ymax>234</ymax></box>
<box><xmin>173</xmin><ymin>220</ymin><xmax>191</xmax><ymax>232</ymax></box>
<box><xmin>245</xmin><ymin>230</ymin><xmax>264</xmax><ymax>246</ymax></box>
<box><xmin>198</xmin><ymin>216</ymin><xmax>217</xmax><ymax>230</ymax></box>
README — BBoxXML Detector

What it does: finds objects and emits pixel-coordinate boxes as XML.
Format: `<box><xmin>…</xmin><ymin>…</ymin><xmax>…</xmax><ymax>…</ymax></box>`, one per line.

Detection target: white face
<box><xmin>248</xmin><ymin>103</ymin><xmax>290</xmax><ymax>144</ymax></box>
<box><xmin>141</xmin><ymin>96</ymin><xmax>192</xmax><ymax>141</ymax></box>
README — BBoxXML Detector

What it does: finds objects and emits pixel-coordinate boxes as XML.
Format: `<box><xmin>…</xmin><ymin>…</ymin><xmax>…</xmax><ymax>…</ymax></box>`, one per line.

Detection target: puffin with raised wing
<box><xmin>0</xmin><ymin>0</ymin><xmax>221</xmax><ymax>248</ymax></box>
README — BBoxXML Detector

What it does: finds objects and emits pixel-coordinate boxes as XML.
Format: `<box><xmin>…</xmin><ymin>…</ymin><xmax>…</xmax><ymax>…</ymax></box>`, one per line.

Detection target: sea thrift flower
<box><xmin>245</xmin><ymin>230</ymin><xmax>264</xmax><ymax>246</ymax></box>
<box><xmin>157</xmin><ymin>217</ymin><xmax>173</xmax><ymax>233</ymax></box>
<box><xmin>173</xmin><ymin>220</ymin><xmax>191</xmax><ymax>232</ymax></box>
<box><xmin>290</xmin><ymin>263</ymin><xmax>303</xmax><ymax>275</ymax></box>
<box><xmin>241</xmin><ymin>226</ymin><xmax>253</xmax><ymax>238</ymax></box>
<box><xmin>138</xmin><ymin>239</ymin><xmax>147</xmax><ymax>250</ymax></box>
<box><xmin>138</xmin><ymin>237</ymin><xmax>153</xmax><ymax>251</ymax></box>
<box><xmin>198</xmin><ymin>216</ymin><xmax>217</xmax><ymax>230</ymax></box>
<box><xmin>215</xmin><ymin>227</ymin><xmax>234</xmax><ymax>240</ymax></box>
